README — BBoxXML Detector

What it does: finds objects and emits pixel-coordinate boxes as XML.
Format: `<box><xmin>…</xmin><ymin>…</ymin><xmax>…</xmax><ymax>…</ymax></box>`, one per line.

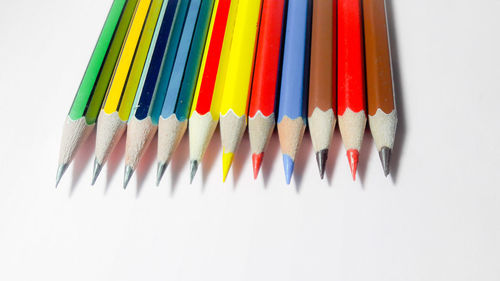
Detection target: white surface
<box><xmin>0</xmin><ymin>0</ymin><xmax>500</xmax><ymax>280</ymax></box>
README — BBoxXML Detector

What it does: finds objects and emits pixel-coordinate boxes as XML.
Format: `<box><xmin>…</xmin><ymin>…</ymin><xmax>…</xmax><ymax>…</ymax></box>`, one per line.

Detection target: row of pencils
<box><xmin>56</xmin><ymin>0</ymin><xmax>398</xmax><ymax>188</ymax></box>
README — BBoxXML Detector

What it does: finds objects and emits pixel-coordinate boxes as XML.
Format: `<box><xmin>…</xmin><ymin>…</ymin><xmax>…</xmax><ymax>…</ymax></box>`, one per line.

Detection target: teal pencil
<box><xmin>157</xmin><ymin>0</ymin><xmax>215</xmax><ymax>184</ymax></box>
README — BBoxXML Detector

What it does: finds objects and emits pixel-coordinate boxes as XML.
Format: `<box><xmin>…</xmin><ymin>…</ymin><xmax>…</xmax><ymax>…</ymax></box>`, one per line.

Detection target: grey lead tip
<box><xmin>91</xmin><ymin>159</ymin><xmax>103</xmax><ymax>186</ymax></box>
<box><xmin>55</xmin><ymin>163</ymin><xmax>69</xmax><ymax>188</ymax></box>
<box><xmin>315</xmin><ymin>149</ymin><xmax>328</xmax><ymax>180</ymax></box>
<box><xmin>156</xmin><ymin>162</ymin><xmax>167</xmax><ymax>186</ymax></box>
<box><xmin>123</xmin><ymin>165</ymin><xmax>134</xmax><ymax>189</ymax></box>
<box><xmin>379</xmin><ymin>147</ymin><xmax>392</xmax><ymax>177</ymax></box>
<box><xmin>189</xmin><ymin>160</ymin><xmax>199</xmax><ymax>184</ymax></box>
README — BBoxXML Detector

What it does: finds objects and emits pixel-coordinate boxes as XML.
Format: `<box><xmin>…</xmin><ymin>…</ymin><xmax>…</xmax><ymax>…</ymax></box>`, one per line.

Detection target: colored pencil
<box><xmin>92</xmin><ymin>0</ymin><xmax>158</xmax><ymax>184</ymax></box>
<box><xmin>338</xmin><ymin>0</ymin><xmax>367</xmax><ymax>180</ymax></box>
<box><xmin>363</xmin><ymin>0</ymin><xmax>397</xmax><ymax>176</ymax></box>
<box><xmin>121</xmin><ymin>0</ymin><xmax>179</xmax><ymax>188</ymax></box>
<box><xmin>155</xmin><ymin>0</ymin><xmax>215</xmax><ymax>185</ymax></box>
<box><xmin>188</xmin><ymin>0</ymin><xmax>236</xmax><ymax>183</ymax></box>
<box><xmin>308</xmin><ymin>0</ymin><xmax>335</xmax><ymax>179</ymax></box>
<box><xmin>55</xmin><ymin>0</ymin><xmax>129</xmax><ymax>186</ymax></box>
<box><xmin>219</xmin><ymin>0</ymin><xmax>262</xmax><ymax>182</ymax></box>
<box><xmin>277</xmin><ymin>0</ymin><xmax>312</xmax><ymax>185</ymax></box>
<box><xmin>247</xmin><ymin>0</ymin><xmax>286</xmax><ymax>179</ymax></box>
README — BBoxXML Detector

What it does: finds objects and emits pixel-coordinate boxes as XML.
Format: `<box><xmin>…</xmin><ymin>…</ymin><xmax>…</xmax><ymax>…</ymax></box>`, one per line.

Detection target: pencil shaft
<box><xmin>161</xmin><ymin>0</ymin><xmax>202</xmax><ymax>118</ymax></box>
<box><xmin>248</xmin><ymin>0</ymin><xmax>285</xmax><ymax>118</ymax></box>
<box><xmin>363</xmin><ymin>0</ymin><xmax>395</xmax><ymax>115</ymax></box>
<box><xmin>308</xmin><ymin>0</ymin><xmax>334</xmax><ymax>115</ymax></box>
<box><xmin>84</xmin><ymin>0</ymin><xmax>139</xmax><ymax>124</ymax></box>
<box><xmin>175</xmin><ymin>0</ymin><xmax>215</xmax><ymax>121</ymax></box>
<box><xmin>278</xmin><ymin>0</ymin><xmax>311</xmax><ymax>122</ymax></box>
<box><xmin>133</xmin><ymin>0</ymin><xmax>178</xmax><ymax>122</ymax></box>
<box><xmin>150</xmin><ymin>0</ymin><xmax>191</xmax><ymax>123</ymax></box>
<box><xmin>119</xmin><ymin>0</ymin><xmax>164</xmax><ymax>121</ymax></box>
<box><xmin>190</xmin><ymin>0</ymin><xmax>231</xmax><ymax>118</ymax></box>
<box><xmin>102</xmin><ymin>0</ymin><xmax>152</xmax><ymax>116</ymax></box>
<box><xmin>68</xmin><ymin>0</ymin><xmax>127</xmax><ymax>121</ymax></box>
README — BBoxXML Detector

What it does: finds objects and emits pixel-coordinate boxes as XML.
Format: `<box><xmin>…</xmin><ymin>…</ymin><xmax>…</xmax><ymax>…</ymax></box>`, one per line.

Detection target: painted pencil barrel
<box><xmin>84</xmin><ymin>0</ymin><xmax>139</xmax><ymax>124</ymax></box>
<box><xmin>68</xmin><ymin>0</ymin><xmax>127</xmax><ymax>121</ymax></box>
<box><xmin>133</xmin><ymin>0</ymin><xmax>178</xmax><ymax>123</ymax></box>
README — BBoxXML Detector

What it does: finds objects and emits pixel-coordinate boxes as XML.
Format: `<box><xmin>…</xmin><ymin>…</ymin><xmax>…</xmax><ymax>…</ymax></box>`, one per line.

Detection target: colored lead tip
<box><xmin>91</xmin><ymin>159</ymin><xmax>103</xmax><ymax>186</ymax></box>
<box><xmin>315</xmin><ymin>149</ymin><xmax>328</xmax><ymax>180</ymax></box>
<box><xmin>55</xmin><ymin>163</ymin><xmax>69</xmax><ymax>188</ymax></box>
<box><xmin>222</xmin><ymin>150</ymin><xmax>234</xmax><ymax>182</ymax></box>
<box><xmin>189</xmin><ymin>160</ymin><xmax>199</xmax><ymax>184</ymax></box>
<box><xmin>252</xmin><ymin>153</ymin><xmax>264</xmax><ymax>179</ymax></box>
<box><xmin>282</xmin><ymin>154</ymin><xmax>295</xmax><ymax>185</ymax></box>
<box><xmin>156</xmin><ymin>162</ymin><xmax>167</xmax><ymax>186</ymax></box>
<box><xmin>123</xmin><ymin>165</ymin><xmax>134</xmax><ymax>189</ymax></box>
<box><xmin>379</xmin><ymin>147</ymin><xmax>392</xmax><ymax>177</ymax></box>
<box><xmin>346</xmin><ymin>149</ymin><xmax>359</xmax><ymax>181</ymax></box>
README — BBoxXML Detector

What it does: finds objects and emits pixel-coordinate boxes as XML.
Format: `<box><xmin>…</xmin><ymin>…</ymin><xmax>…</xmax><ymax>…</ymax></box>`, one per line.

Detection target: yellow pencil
<box><xmin>92</xmin><ymin>0</ymin><xmax>158</xmax><ymax>184</ymax></box>
<box><xmin>219</xmin><ymin>0</ymin><xmax>262</xmax><ymax>182</ymax></box>
<box><xmin>188</xmin><ymin>0</ymin><xmax>240</xmax><ymax>182</ymax></box>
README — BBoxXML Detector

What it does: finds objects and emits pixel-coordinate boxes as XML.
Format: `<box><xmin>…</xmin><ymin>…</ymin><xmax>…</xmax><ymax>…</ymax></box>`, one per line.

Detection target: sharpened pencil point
<box><xmin>283</xmin><ymin>154</ymin><xmax>294</xmax><ymax>185</ymax></box>
<box><xmin>379</xmin><ymin>147</ymin><xmax>391</xmax><ymax>177</ymax></box>
<box><xmin>156</xmin><ymin>162</ymin><xmax>167</xmax><ymax>186</ymax></box>
<box><xmin>252</xmin><ymin>153</ymin><xmax>263</xmax><ymax>179</ymax></box>
<box><xmin>190</xmin><ymin>160</ymin><xmax>198</xmax><ymax>184</ymax></box>
<box><xmin>346</xmin><ymin>149</ymin><xmax>359</xmax><ymax>181</ymax></box>
<box><xmin>91</xmin><ymin>159</ymin><xmax>103</xmax><ymax>185</ymax></box>
<box><xmin>123</xmin><ymin>165</ymin><xmax>134</xmax><ymax>189</ymax></box>
<box><xmin>315</xmin><ymin>149</ymin><xmax>328</xmax><ymax>180</ymax></box>
<box><xmin>222</xmin><ymin>151</ymin><xmax>234</xmax><ymax>183</ymax></box>
<box><xmin>55</xmin><ymin>164</ymin><xmax>69</xmax><ymax>188</ymax></box>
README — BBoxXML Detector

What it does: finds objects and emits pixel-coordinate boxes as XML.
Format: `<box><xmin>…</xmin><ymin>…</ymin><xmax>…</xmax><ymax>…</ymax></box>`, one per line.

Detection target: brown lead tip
<box><xmin>379</xmin><ymin>147</ymin><xmax>392</xmax><ymax>177</ymax></box>
<box><xmin>315</xmin><ymin>149</ymin><xmax>328</xmax><ymax>180</ymax></box>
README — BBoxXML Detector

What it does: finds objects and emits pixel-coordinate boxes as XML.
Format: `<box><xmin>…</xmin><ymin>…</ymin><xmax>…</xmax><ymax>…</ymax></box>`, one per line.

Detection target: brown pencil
<box><xmin>308</xmin><ymin>0</ymin><xmax>335</xmax><ymax>179</ymax></box>
<box><xmin>363</xmin><ymin>0</ymin><xmax>398</xmax><ymax>176</ymax></box>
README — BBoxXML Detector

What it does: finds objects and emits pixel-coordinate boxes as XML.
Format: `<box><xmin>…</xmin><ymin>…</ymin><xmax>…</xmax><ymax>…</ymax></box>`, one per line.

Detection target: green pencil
<box><xmin>56</xmin><ymin>0</ymin><xmax>137</xmax><ymax>187</ymax></box>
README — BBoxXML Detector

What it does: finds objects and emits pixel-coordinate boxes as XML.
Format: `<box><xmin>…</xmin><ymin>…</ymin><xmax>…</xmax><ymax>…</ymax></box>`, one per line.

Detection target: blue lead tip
<box><xmin>283</xmin><ymin>154</ymin><xmax>295</xmax><ymax>185</ymax></box>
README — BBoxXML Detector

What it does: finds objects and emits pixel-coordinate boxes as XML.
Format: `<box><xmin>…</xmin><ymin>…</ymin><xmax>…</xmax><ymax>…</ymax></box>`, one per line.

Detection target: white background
<box><xmin>1</xmin><ymin>0</ymin><xmax>500</xmax><ymax>280</ymax></box>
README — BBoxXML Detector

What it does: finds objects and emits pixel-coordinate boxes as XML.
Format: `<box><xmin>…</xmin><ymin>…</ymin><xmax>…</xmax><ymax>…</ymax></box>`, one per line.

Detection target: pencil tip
<box><xmin>123</xmin><ymin>165</ymin><xmax>133</xmax><ymax>189</ymax></box>
<box><xmin>156</xmin><ymin>162</ymin><xmax>167</xmax><ymax>186</ymax></box>
<box><xmin>55</xmin><ymin>164</ymin><xmax>69</xmax><ymax>188</ymax></box>
<box><xmin>346</xmin><ymin>149</ymin><xmax>359</xmax><ymax>181</ymax></box>
<box><xmin>189</xmin><ymin>160</ymin><xmax>198</xmax><ymax>184</ymax></box>
<box><xmin>379</xmin><ymin>147</ymin><xmax>391</xmax><ymax>177</ymax></box>
<box><xmin>315</xmin><ymin>149</ymin><xmax>328</xmax><ymax>180</ymax></box>
<box><xmin>91</xmin><ymin>159</ymin><xmax>102</xmax><ymax>185</ymax></box>
<box><xmin>282</xmin><ymin>154</ymin><xmax>294</xmax><ymax>185</ymax></box>
<box><xmin>222</xmin><ymin>151</ymin><xmax>234</xmax><ymax>182</ymax></box>
<box><xmin>252</xmin><ymin>153</ymin><xmax>263</xmax><ymax>179</ymax></box>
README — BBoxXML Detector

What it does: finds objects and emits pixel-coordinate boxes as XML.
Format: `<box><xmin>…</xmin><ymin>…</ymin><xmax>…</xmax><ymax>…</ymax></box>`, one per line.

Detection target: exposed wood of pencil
<box><xmin>363</xmin><ymin>0</ymin><xmax>397</xmax><ymax>176</ymax></box>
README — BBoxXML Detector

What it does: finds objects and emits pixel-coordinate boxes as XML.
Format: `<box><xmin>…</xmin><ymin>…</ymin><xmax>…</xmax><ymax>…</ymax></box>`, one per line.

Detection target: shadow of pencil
<box><xmin>69</xmin><ymin>128</ymin><xmax>96</xmax><ymax>197</ymax></box>
<box><xmin>386</xmin><ymin>0</ymin><xmax>406</xmax><ymax>184</ymax></box>
<box><xmin>104</xmin><ymin>132</ymin><xmax>126</xmax><ymax>194</ymax></box>
<box><xmin>169</xmin><ymin>132</ymin><xmax>189</xmax><ymax>197</ymax></box>
<box><xmin>232</xmin><ymin>130</ymin><xmax>251</xmax><ymax>188</ymax></box>
<box><xmin>201</xmin><ymin>126</ymin><xmax>221</xmax><ymax>191</ymax></box>
<box><xmin>261</xmin><ymin>130</ymin><xmax>280</xmax><ymax>188</ymax></box>
<box><xmin>135</xmin><ymin>133</ymin><xmax>157</xmax><ymax>197</ymax></box>
<box><xmin>293</xmin><ymin>129</ymin><xmax>312</xmax><ymax>193</ymax></box>
<box><xmin>325</xmin><ymin>127</ymin><xmax>342</xmax><ymax>185</ymax></box>
<box><xmin>358</xmin><ymin>130</ymin><xmax>374</xmax><ymax>187</ymax></box>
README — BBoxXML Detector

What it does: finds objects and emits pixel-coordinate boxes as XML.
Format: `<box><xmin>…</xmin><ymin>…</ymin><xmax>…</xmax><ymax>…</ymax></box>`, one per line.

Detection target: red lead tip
<box><xmin>252</xmin><ymin>153</ymin><xmax>264</xmax><ymax>179</ymax></box>
<box><xmin>346</xmin><ymin>149</ymin><xmax>359</xmax><ymax>181</ymax></box>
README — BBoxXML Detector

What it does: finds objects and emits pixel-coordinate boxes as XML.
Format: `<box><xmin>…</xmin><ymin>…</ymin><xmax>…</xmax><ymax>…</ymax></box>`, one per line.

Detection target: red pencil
<box><xmin>248</xmin><ymin>0</ymin><xmax>286</xmax><ymax>179</ymax></box>
<box><xmin>337</xmin><ymin>0</ymin><xmax>367</xmax><ymax>180</ymax></box>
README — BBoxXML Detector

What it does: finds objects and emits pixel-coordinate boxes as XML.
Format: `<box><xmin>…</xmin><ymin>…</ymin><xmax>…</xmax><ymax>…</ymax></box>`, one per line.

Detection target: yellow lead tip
<box><xmin>222</xmin><ymin>150</ymin><xmax>234</xmax><ymax>182</ymax></box>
